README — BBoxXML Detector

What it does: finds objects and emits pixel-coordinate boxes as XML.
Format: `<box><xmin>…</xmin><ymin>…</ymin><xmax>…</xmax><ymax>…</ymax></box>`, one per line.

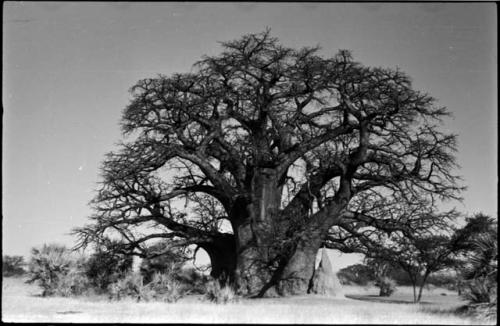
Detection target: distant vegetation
<box><xmin>2</xmin><ymin>255</ymin><xmax>26</xmax><ymax>277</ymax></box>
<box><xmin>84</xmin><ymin>248</ymin><xmax>133</xmax><ymax>292</ymax></box>
<box><xmin>337</xmin><ymin>263</ymin><xmax>457</xmax><ymax>290</ymax></box>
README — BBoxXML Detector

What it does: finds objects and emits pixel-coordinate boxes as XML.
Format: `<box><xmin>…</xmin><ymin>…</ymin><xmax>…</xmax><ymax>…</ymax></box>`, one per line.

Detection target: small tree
<box><xmin>326</xmin><ymin>204</ymin><xmax>461</xmax><ymax>302</ymax></box>
<box><xmin>2</xmin><ymin>255</ymin><xmax>26</xmax><ymax>277</ymax></box>
<box><xmin>365</xmin><ymin>257</ymin><xmax>396</xmax><ymax>297</ymax></box>
<box><xmin>396</xmin><ymin>235</ymin><xmax>459</xmax><ymax>302</ymax></box>
<box><xmin>380</xmin><ymin>215</ymin><xmax>497</xmax><ymax>303</ymax></box>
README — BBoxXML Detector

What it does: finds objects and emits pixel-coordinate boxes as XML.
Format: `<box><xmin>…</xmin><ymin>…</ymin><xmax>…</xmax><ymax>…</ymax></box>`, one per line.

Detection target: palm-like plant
<box><xmin>461</xmin><ymin>231</ymin><xmax>497</xmax><ymax>304</ymax></box>
<box><xmin>26</xmin><ymin>244</ymin><xmax>72</xmax><ymax>296</ymax></box>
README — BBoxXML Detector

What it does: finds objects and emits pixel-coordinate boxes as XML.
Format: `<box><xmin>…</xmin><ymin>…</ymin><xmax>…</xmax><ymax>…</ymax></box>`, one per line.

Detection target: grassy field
<box><xmin>1</xmin><ymin>276</ymin><xmax>491</xmax><ymax>324</ymax></box>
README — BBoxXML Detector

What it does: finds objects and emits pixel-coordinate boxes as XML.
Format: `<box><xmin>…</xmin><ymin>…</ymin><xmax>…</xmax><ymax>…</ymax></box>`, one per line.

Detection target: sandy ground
<box><xmin>1</xmin><ymin>277</ymin><xmax>487</xmax><ymax>324</ymax></box>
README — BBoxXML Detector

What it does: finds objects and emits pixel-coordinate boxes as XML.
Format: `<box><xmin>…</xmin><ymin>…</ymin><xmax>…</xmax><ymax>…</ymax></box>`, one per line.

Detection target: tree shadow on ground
<box><xmin>30</xmin><ymin>293</ymin><xmax>44</xmax><ymax>298</ymax></box>
<box><xmin>56</xmin><ymin>311</ymin><xmax>82</xmax><ymax>315</ymax></box>
<box><xmin>345</xmin><ymin>294</ymin><xmax>432</xmax><ymax>305</ymax></box>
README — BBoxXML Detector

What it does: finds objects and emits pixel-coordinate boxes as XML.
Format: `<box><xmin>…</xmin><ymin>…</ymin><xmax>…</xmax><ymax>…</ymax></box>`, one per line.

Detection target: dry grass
<box><xmin>1</xmin><ymin>277</ymin><xmax>492</xmax><ymax>324</ymax></box>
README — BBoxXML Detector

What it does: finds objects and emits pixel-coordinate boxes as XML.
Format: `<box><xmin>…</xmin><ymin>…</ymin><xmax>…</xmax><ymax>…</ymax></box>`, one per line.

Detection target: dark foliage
<box><xmin>375</xmin><ymin>276</ymin><xmax>397</xmax><ymax>297</ymax></box>
<box><xmin>139</xmin><ymin>241</ymin><xmax>190</xmax><ymax>283</ymax></box>
<box><xmin>176</xmin><ymin>267</ymin><xmax>211</xmax><ymax>294</ymax></box>
<box><xmin>2</xmin><ymin>255</ymin><xmax>26</xmax><ymax>277</ymax></box>
<box><xmin>337</xmin><ymin>264</ymin><xmax>374</xmax><ymax>285</ymax></box>
<box><xmin>84</xmin><ymin>250</ymin><xmax>133</xmax><ymax>291</ymax></box>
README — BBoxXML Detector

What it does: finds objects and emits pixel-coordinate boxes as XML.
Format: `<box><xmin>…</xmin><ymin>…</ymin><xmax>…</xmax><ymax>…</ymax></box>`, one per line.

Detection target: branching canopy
<box><xmin>74</xmin><ymin>30</ymin><xmax>463</xmax><ymax>268</ymax></box>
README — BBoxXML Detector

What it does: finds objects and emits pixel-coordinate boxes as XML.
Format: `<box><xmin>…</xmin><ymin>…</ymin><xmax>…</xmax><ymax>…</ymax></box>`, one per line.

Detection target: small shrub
<box><xmin>139</xmin><ymin>242</ymin><xmax>189</xmax><ymax>284</ymax></box>
<box><xmin>462</xmin><ymin>277</ymin><xmax>497</xmax><ymax>304</ymax></box>
<box><xmin>26</xmin><ymin>244</ymin><xmax>72</xmax><ymax>296</ymax></box>
<box><xmin>148</xmin><ymin>272</ymin><xmax>183</xmax><ymax>302</ymax></box>
<box><xmin>84</xmin><ymin>250</ymin><xmax>132</xmax><ymax>292</ymax></box>
<box><xmin>108</xmin><ymin>273</ymin><xmax>151</xmax><ymax>301</ymax></box>
<box><xmin>456</xmin><ymin>302</ymin><xmax>497</xmax><ymax>324</ymax></box>
<box><xmin>140</xmin><ymin>256</ymin><xmax>180</xmax><ymax>284</ymax></box>
<box><xmin>2</xmin><ymin>255</ymin><xmax>26</xmax><ymax>277</ymax></box>
<box><xmin>471</xmin><ymin>303</ymin><xmax>497</xmax><ymax>323</ymax></box>
<box><xmin>108</xmin><ymin>271</ymin><xmax>183</xmax><ymax>302</ymax></box>
<box><xmin>375</xmin><ymin>276</ymin><xmax>397</xmax><ymax>297</ymax></box>
<box><xmin>26</xmin><ymin>244</ymin><xmax>90</xmax><ymax>297</ymax></box>
<box><xmin>460</xmin><ymin>230</ymin><xmax>497</xmax><ymax>305</ymax></box>
<box><xmin>55</xmin><ymin>267</ymin><xmax>91</xmax><ymax>297</ymax></box>
<box><xmin>176</xmin><ymin>267</ymin><xmax>211</xmax><ymax>294</ymax></box>
<box><xmin>204</xmin><ymin>279</ymin><xmax>238</xmax><ymax>304</ymax></box>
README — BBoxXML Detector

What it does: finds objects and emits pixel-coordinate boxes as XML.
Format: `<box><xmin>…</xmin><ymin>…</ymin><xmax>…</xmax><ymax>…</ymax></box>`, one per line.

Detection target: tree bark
<box><xmin>277</xmin><ymin>236</ymin><xmax>322</xmax><ymax>296</ymax></box>
<box><xmin>411</xmin><ymin>278</ymin><xmax>418</xmax><ymax>303</ymax></box>
<box><xmin>233</xmin><ymin>168</ymin><xmax>283</xmax><ymax>296</ymax></box>
<box><xmin>229</xmin><ymin>167</ymin><xmax>350</xmax><ymax>297</ymax></box>
<box><xmin>201</xmin><ymin>235</ymin><xmax>237</xmax><ymax>284</ymax></box>
<box><xmin>416</xmin><ymin>272</ymin><xmax>430</xmax><ymax>302</ymax></box>
<box><xmin>276</xmin><ymin>204</ymin><xmax>346</xmax><ymax>296</ymax></box>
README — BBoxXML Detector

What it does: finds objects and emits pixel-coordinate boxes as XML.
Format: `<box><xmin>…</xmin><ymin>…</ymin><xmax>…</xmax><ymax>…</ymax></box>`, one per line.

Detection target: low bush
<box><xmin>26</xmin><ymin>244</ymin><xmax>90</xmax><ymax>297</ymax></box>
<box><xmin>138</xmin><ymin>242</ymin><xmax>209</xmax><ymax>295</ymax></box>
<box><xmin>108</xmin><ymin>273</ymin><xmax>152</xmax><ymax>301</ymax></box>
<box><xmin>462</xmin><ymin>277</ymin><xmax>497</xmax><ymax>304</ymax></box>
<box><xmin>204</xmin><ymin>279</ymin><xmax>238</xmax><ymax>304</ymax></box>
<box><xmin>456</xmin><ymin>302</ymin><xmax>497</xmax><ymax>324</ymax></box>
<box><xmin>176</xmin><ymin>267</ymin><xmax>211</xmax><ymax>294</ymax></box>
<box><xmin>375</xmin><ymin>276</ymin><xmax>397</xmax><ymax>297</ymax></box>
<box><xmin>460</xmin><ymin>230</ymin><xmax>497</xmax><ymax>304</ymax></box>
<box><xmin>2</xmin><ymin>255</ymin><xmax>26</xmax><ymax>277</ymax></box>
<box><xmin>84</xmin><ymin>250</ymin><xmax>132</xmax><ymax>292</ymax></box>
<box><xmin>140</xmin><ymin>255</ymin><xmax>181</xmax><ymax>284</ymax></box>
<box><xmin>55</xmin><ymin>265</ymin><xmax>90</xmax><ymax>297</ymax></box>
<box><xmin>108</xmin><ymin>271</ymin><xmax>183</xmax><ymax>302</ymax></box>
<box><xmin>139</xmin><ymin>241</ymin><xmax>190</xmax><ymax>284</ymax></box>
<box><xmin>149</xmin><ymin>272</ymin><xmax>183</xmax><ymax>302</ymax></box>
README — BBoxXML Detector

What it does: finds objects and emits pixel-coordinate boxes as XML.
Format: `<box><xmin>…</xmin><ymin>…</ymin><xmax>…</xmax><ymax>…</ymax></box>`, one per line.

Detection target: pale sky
<box><xmin>2</xmin><ymin>2</ymin><xmax>497</xmax><ymax>270</ymax></box>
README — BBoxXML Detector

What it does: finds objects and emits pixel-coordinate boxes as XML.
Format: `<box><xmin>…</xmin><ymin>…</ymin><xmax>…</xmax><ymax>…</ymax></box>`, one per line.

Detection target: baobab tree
<box><xmin>74</xmin><ymin>30</ymin><xmax>463</xmax><ymax>297</ymax></box>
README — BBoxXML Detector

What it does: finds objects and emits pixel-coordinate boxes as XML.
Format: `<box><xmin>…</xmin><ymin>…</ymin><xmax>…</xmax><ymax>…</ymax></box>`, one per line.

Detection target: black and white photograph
<box><xmin>2</xmin><ymin>2</ymin><xmax>497</xmax><ymax>324</ymax></box>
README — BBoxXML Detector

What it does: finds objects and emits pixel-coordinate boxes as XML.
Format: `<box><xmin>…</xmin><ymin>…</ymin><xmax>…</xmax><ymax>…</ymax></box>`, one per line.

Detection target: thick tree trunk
<box><xmin>233</xmin><ymin>168</ymin><xmax>283</xmax><ymax>297</ymax></box>
<box><xmin>276</xmin><ymin>205</ymin><xmax>345</xmax><ymax>296</ymax></box>
<box><xmin>229</xmin><ymin>168</ymin><xmax>349</xmax><ymax>297</ymax></box>
<box><xmin>277</xmin><ymin>237</ymin><xmax>321</xmax><ymax>296</ymax></box>
<box><xmin>201</xmin><ymin>235</ymin><xmax>237</xmax><ymax>284</ymax></box>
